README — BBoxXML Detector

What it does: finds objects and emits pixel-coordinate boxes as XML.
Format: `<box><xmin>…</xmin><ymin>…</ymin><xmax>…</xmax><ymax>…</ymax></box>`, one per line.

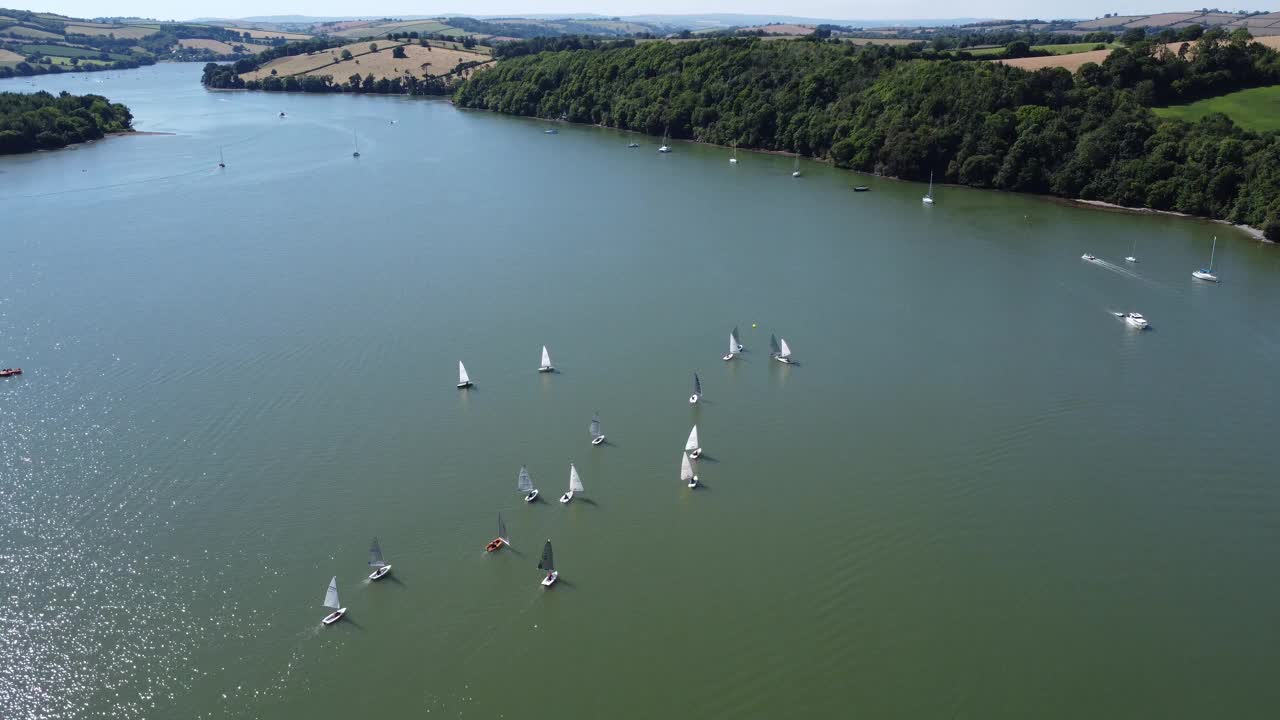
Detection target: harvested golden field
<box><xmin>740</xmin><ymin>24</ymin><xmax>814</xmax><ymax>36</ymax></box>
<box><xmin>0</xmin><ymin>47</ymin><xmax>24</xmax><ymax>61</ymax></box>
<box><xmin>228</xmin><ymin>27</ymin><xmax>310</xmax><ymax>40</ymax></box>
<box><xmin>846</xmin><ymin>37</ymin><xmax>915</xmax><ymax>46</ymax></box>
<box><xmin>995</xmin><ymin>49</ymin><xmax>1111</xmax><ymax>71</ymax></box>
<box><xmin>240</xmin><ymin>41</ymin><xmax>398</xmax><ymax>80</ymax></box>
<box><xmin>178</xmin><ymin>38</ymin><xmax>269</xmax><ymax>54</ymax></box>
<box><xmin>64</xmin><ymin>24</ymin><xmax>155</xmax><ymax>39</ymax></box>
<box><xmin>302</xmin><ymin>43</ymin><xmax>491</xmax><ymax>81</ymax></box>
<box><xmin>2</xmin><ymin>25</ymin><xmax>62</xmax><ymax>39</ymax></box>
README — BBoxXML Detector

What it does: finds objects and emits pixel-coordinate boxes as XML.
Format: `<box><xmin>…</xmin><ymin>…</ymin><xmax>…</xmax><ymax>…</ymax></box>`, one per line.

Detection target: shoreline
<box><xmin>1069</xmin><ymin>199</ymin><xmax>1270</xmax><ymax>243</ymax></box>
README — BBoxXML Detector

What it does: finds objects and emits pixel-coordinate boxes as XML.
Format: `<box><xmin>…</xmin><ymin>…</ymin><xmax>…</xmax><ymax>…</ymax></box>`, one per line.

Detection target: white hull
<box><xmin>591</xmin><ymin>435</ymin><xmax>606</xmax><ymax>445</ymax></box>
<box><xmin>1125</xmin><ymin>256</ymin><xmax>1137</xmax><ymax>263</ymax></box>
<box><xmin>922</xmin><ymin>197</ymin><xmax>933</xmax><ymax>204</ymax></box>
<box><xmin>1081</xmin><ymin>254</ymin><xmax>1097</xmax><ymax>262</ymax></box>
<box><xmin>369</xmin><ymin>565</ymin><xmax>391</xmax><ymax>581</ymax></box>
<box><xmin>1193</xmin><ymin>271</ymin><xmax>1219</xmax><ymax>282</ymax></box>
<box><xmin>774</xmin><ymin>356</ymin><xmax>793</xmax><ymax>364</ymax></box>
<box><xmin>538</xmin><ymin>366</ymin><xmax>554</xmax><ymax>373</ymax></box>
<box><xmin>689</xmin><ymin>448</ymin><xmax>702</xmax><ymax>459</ymax></box>
<box><xmin>722</xmin><ymin>353</ymin><xmax>734</xmax><ymax>361</ymax></box>
<box><xmin>559</xmin><ymin>491</ymin><xmax>574</xmax><ymax>504</ymax></box>
<box><xmin>524</xmin><ymin>489</ymin><xmax>539</xmax><ymax>503</ymax></box>
<box><xmin>792</xmin><ymin>171</ymin><xmax>801</xmax><ymax>178</ymax></box>
<box><xmin>729</xmin><ymin>158</ymin><xmax>738</xmax><ymax>164</ymax></box>
<box><xmin>1125</xmin><ymin>318</ymin><xmax>1149</xmax><ymax>330</ymax></box>
<box><xmin>541</xmin><ymin>571</ymin><xmax>559</xmax><ymax>587</ymax></box>
<box><xmin>457</xmin><ymin>382</ymin><xmax>472</xmax><ymax>388</ymax></box>
<box><xmin>322</xmin><ymin>608</ymin><xmax>346</xmax><ymax>625</ymax></box>
<box><xmin>689</xmin><ymin>394</ymin><xmax>699</xmax><ymax>404</ymax></box>
<box><xmin>658</xmin><ymin>146</ymin><xmax>670</xmax><ymax>153</ymax></box>
<box><xmin>688</xmin><ymin>477</ymin><xmax>698</xmax><ymax>488</ymax></box>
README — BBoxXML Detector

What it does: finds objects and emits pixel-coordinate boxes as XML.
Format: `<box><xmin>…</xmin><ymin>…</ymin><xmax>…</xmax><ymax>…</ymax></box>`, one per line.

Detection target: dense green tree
<box><xmin>0</xmin><ymin>91</ymin><xmax>133</xmax><ymax>155</ymax></box>
<box><xmin>393</xmin><ymin>46</ymin><xmax>407</xmax><ymax>59</ymax></box>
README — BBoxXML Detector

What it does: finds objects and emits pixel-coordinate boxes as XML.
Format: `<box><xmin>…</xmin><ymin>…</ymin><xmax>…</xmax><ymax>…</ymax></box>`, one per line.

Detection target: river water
<box><xmin>2</xmin><ymin>63</ymin><xmax>1279</xmax><ymax>719</ymax></box>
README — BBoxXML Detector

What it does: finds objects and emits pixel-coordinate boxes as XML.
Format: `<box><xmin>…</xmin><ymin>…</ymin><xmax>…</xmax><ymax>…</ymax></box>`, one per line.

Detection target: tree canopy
<box><xmin>0</xmin><ymin>90</ymin><xmax>132</xmax><ymax>155</ymax></box>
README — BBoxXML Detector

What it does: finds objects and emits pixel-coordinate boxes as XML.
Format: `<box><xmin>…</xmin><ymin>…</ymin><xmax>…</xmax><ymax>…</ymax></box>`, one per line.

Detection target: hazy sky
<box><xmin>37</xmin><ymin>2</ymin><xmax>1275</xmax><ymax>22</ymax></box>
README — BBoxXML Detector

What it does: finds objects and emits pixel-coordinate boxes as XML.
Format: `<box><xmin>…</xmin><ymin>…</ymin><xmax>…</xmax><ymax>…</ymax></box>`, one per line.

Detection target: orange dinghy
<box><xmin>485</xmin><ymin>513</ymin><xmax>508</xmax><ymax>553</ymax></box>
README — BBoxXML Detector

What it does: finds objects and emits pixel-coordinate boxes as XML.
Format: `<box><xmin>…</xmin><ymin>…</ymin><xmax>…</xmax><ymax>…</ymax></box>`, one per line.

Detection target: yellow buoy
<box><xmin>751</xmin><ymin>323</ymin><xmax>757</xmax><ymax>328</ymax></box>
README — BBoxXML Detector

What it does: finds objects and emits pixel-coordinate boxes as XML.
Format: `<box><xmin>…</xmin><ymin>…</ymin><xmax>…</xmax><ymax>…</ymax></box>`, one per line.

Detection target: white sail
<box><xmin>458</xmin><ymin>361</ymin><xmax>470</xmax><ymax>385</ymax></box>
<box><xmin>589</xmin><ymin>413</ymin><xmax>602</xmax><ymax>439</ymax></box>
<box><xmin>568</xmin><ymin>463</ymin><xmax>584</xmax><ymax>493</ymax></box>
<box><xmin>778</xmin><ymin>338</ymin><xmax>792</xmax><ymax>359</ymax></box>
<box><xmin>517</xmin><ymin>465</ymin><xmax>534</xmax><ymax>492</ymax></box>
<box><xmin>685</xmin><ymin>425</ymin><xmax>699</xmax><ymax>452</ymax></box>
<box><xmin>541</xmin><ymin>345</ymin><xmax>552</xmax><ymax>369</ymax></box>
<box><xmin>680</xmin><ymin>452</ymin><xmax>695</xmax><ymax>482</ymax></box>
<box><xmin>323</xmin><ymin>576</ymin><xmax>340</xmax><ymax>609</ymax></box>
<box><xmin>728</xmin><ymin>332</ymin><xmax>737</xmax><ymax>355</ymax></box>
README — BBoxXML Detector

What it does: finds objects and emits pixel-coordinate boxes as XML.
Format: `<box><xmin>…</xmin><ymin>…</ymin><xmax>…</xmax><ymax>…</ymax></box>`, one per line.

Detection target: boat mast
<box><xmin>1209</xmin><ymin>236</ymin><xmax>1217</xmax><ymax>271</ymax></box>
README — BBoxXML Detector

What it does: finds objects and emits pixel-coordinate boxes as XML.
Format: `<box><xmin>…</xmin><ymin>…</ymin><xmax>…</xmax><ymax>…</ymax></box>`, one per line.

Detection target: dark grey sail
<box><xmin>537</xmin><ymin>540</ymin><xmax>555</xmax><ymax>573</ymax></box>
<box><xmin>693</xmin><ymin>373</ymin><xmax>702</xmax><ymax>397</ymax></box>
<box><xmin>368</xmin><ymin>537</ymin><xmax>385</xmax><ymax>568</ymax></box>
<box><xmin>769</xmin><ymin>333</ymin><xmax>780</xmax><ymax>356</ymax></box>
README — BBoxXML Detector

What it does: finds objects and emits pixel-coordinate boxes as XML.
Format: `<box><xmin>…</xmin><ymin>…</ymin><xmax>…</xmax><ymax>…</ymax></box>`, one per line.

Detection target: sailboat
<box><xmin>792</xmin><ymin>154</ymin><xmax>801</xmax><ymax>178</ymax></box>
<box><xmin>922</xmin><ymin>172</ymin><xmax>934</xmax><ymax>204</ymax></box>
<box><xmin>730</xmin><ymin>144</ymin><xmax>738</xmax><ymax>164</ymax></box>
<box><xmin>559</xmin><ymin>463</ymin><xmax>583</xmax><ymax>504</ymax></box>
<box><xmin>321</xmin><ymin>576</ymin><xmax>346</xmax><ymax>625</ymax></box>
<box><xmin>1193</xmin><ymin>236</ymin><xmax>1220</xmax><ymax>282</ymax></box>
<box><xmin>457</xmin><ymin>361</ymin><xmax>472</xmax><ymax>388</ymax></box>
<box><xmin>538</xmin><ymin>345</ymin><xmax>554</xmax><ymax>373</ymax></box>
<box><xmin>723</xmin><ymin>331</ymin><xmax>737</xmax><ymax>361</ymax></box>
<box><xmin>685</xmin><ymin>424</ymin><xmax>701</xmax><ymax>459</ymax></box>
<box><xmin>538</xmin><ymin>539</ymin><xmax>558</xmax><ymax>586</ymax></box>
<box><xmin>689</xmin><ymin>372</ymin><xmax>702</xmax><ymax>404</ymax></box>
<box><xmin>681</xmin><ymin>451</ymin><xmax>699</xmax><ymax>488</ymax></box>
<box><xmin>589</xmin><ymin>412</ymin><xmax>606</xmax><ymax>445</ymax></box>
<box><xmin>368</xmin><ymin>537</ymin><xmax>391</xmax><ymax>580</ymax></box>
<box><xmin>1125</xmin><ymin>237</ymin><xmax>1138</xmax><ymax>263</ymax></box>
<box><xmin>775</xmin><ymin>337</ymin><xmax>795</xmax><ymax>364</ymax></box>
<box><xmin>518</xmin><ymin>465</ymin><xmax>538</xmax><ymax>502</ymax></box>
<box><xmin>732</xmin><ymin>326</ymin><xmax>745</xmax><ymax>352</ymax></box>
<box><xmin>352</xmin><ymin>130</ymin><xmax>360</xmax><ymax>158</ymax></box>
<box><xmin>217</xmin><ymin>146</ymin><xmax>225</xmax><ymax>168</ymax></box>
<box><xmin>627</xmin><ymin>140</ymin><xmax>639</xmax><ymax>148</ymax></box>
<box><xmin>769</xmin><ymin>333</ymin><xmax>780</xmax><ymax>358</ymax></box>
<box><xmin>486</xmin><ymin>512</ymin><xmax>509</xmax><ymax>552</ymax></box>
<box><xmin>658</xmin><ymin>127</ymin><xmax>671</xmax><ymax>153</ymax></box>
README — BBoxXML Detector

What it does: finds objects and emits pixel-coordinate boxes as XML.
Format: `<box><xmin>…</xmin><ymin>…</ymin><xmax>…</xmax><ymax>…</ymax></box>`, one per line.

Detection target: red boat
<box><xmin>0</xmin><ymin>368</ymin><xmax>22</xmax><ymax>378</ymax></box>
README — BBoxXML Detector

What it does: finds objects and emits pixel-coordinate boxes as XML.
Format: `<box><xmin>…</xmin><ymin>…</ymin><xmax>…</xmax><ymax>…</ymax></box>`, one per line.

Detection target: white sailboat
<box><xmin>457</xmin><ymin>361</ymin><xmax>472</xmax><ymax>388</ymax></box>
<box><xmin>352</xmin><ymin>130</ymin><xmax>360</xmax><ymax>158</ymax></box>
<box><xmin>685</xmin><ymin>424</ymin><xmax>702</xmax><ymax>460</ymax></box>
<box><xmin>792</xmin><ymin>154</ymin><xmax>801</xmax><ymax>178</ymax></box>
<box><xmin>589</xmin><ymin>412</ymin><xmax>606</xmax><ymax>445</ymax></box>
<box><xmin>658</xmin><ymin>128</ymin><xmax>671</xmax><ymax>153</ymax></box>
<box><xmin>368</xmin><ymin>537</ymin><xmax>391</xmax><ymax>580</ymax></box>
<box><xmin>770</xmin><ymin>334</ymin><xmax>794</xmax><ymax>364</ymax></box>
<box><xmin>486</xmin><ymin>512</ymin><xmax>509</xmax><ymax>552</ymax></box>
<box><xmin>730</xmin><ymin>144</ymin><xmax>738</xmax><ymax>164</ymax></box>
<box><xmin>1193</xmin><ymin>236</ymin><xmax>1220</xmax><ymax>282</ymax></box>
<box><xmin>723</xmin><ymin>331</ymin><xmax>737</xmax><ymax>361</ymax></box>
<box><xmin>538</xmin><ymin>345</ymin><xmax>554</xmax><ymax>373</ymax></box>
<box><xmin>922</xmin><ymin>172</ymin><xmax>934</xmax><ymax>204</ymax></box>
<box><xmin>321</xmin><ymin>576</ymin><xmax>346</xmax><ymax>625</ymax></box>
<box><xmin>1125</xmin><ymin>237</ymin><xmax>1138</xmax><ymax>263</ymax></box>
<box><xmin>559</xmin><ymin>463</ymin><xmax>583</xmax><ymax>504</ymax></box>
<box><xmin>681</xmin><ymin>451</ymin><xmax>699</xmax><ymax>488</ymax></box>
<box><xmin>732</xmin><ymin>326</ymin><xmax>744</xmax><ymax>352</ymax></box>
<box><xmin>518</xmin><ymin>465</ymin><xmax>538</xmax><ymax>502</ymax></box>
<box><xmin>689</xmin><ymin>372</ymin><xmax>702</xmax><ymax>404</ymax></box>
<box><xmin>538</xmin><ymin>539</ymin><xmax>558</xmax><ymax>587</ymax></box>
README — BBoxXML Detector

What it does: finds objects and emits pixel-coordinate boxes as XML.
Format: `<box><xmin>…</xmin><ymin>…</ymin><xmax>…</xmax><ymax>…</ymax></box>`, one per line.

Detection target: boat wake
<box><xmin>1091</xmin><ymin>258</ymin><xmax>1143</xmax><ymax>280</ymax></box>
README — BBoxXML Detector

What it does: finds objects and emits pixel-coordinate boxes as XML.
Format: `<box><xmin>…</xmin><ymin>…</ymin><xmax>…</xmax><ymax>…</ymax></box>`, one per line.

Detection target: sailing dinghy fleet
<box><xmin>317</xmin><ymin>327</ymin><xmax>802</xmax><ymax>619</ymax></box>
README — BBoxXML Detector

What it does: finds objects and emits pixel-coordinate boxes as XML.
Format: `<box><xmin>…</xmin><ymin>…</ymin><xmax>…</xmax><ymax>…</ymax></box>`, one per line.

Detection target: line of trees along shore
<box><xmin>454</xmin><ymin>34</ymin><xmax>1280</xmax><ymax>239</ymax></box>
<box><xmin>0</xmin><ymin>91</ymin><xmax>132</xmax><ymax>155</ymax></box>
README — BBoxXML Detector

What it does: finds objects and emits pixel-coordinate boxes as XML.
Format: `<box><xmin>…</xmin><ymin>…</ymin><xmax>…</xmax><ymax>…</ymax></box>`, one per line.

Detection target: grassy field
<box><xmin>19</xmin><ymin>43</ymin><xmax>130</xmax><ymax>60</ymax></box>
<box><xmin>1035</xmin><ymin>42</ymin><xmax>1116</xmax><ymax>55</ymax></box>
<box><xmin>64</xmin><ymin>24</ymin><xmax>156</xmax><ymax>39</ymax></box>
<box><xmin>1153</xmin><ymin>84</ymin><xmax>1280</xmax><ymax>132</ymax></box>
<box><xmin>178</xmin><ymin>38</ymin><xmax>269</xmax><ymax>54</ymax></box>
<box><xmin>0</xmin><ymin>47</ymin><xmax>23</xmax><ymax>61</ymax></box>
<box><xmin>2</xmin><ymin>25</ymin><xmax>61</xmax><ymax>39</ymax></box>
<box><xmin>227</xmin><ymin>27</ymin><xmax>311</xmax><ymax>40</ymax></box>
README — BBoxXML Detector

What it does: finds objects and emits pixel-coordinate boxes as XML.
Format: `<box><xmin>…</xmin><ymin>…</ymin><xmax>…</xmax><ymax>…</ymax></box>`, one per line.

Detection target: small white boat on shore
<box><xmin>538</xmin><ymin>539</ymin><xmax>558</xmax><ymax>587</ymax></box>
<box><xmin>518</xmin><ymin>465</ymin><xmax>538</xmax><ymax>502</ymax></box>
<box><xmin>681</xmin><ymin>451</ymin><xmax>699</xmax><ymax>488</ymax></box>
<box><xmin>685</xmin><ymin>424</ymin><xmax>701</xmax><ymax>460</ymax></box>
<box><xmin>368</xmin><ymin>537</ymin><xmax>391</xmax><ymax>580</ymax></box>
<box><xmin>321</xmin><ymin>576</ymin><xmax>346</xmax><ymax>625</ymax></box>
<box><xmin>560</xmin><ymin>463</ymin><xmax>583</xmax><ymax>504</ymax></box>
